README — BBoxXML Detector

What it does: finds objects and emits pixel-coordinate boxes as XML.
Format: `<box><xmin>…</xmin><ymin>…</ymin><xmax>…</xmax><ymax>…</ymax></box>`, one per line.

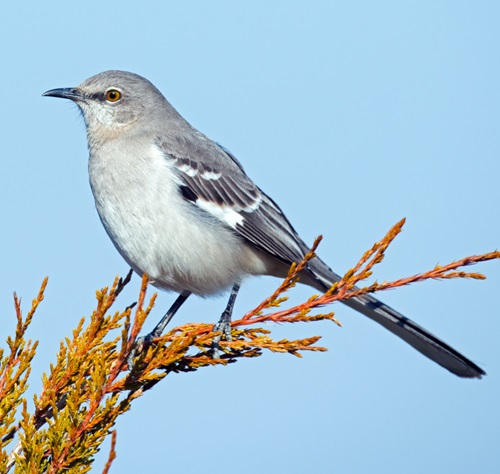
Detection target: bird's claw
<box><xmin>127</xmin><ymin>333</ymin><xmax>154</xmax><ymax>369</ymax></box>
<box><xmin>211</xmin><ymin>316</ymin><xmax>232</xmax><ymax>359</ymax></box>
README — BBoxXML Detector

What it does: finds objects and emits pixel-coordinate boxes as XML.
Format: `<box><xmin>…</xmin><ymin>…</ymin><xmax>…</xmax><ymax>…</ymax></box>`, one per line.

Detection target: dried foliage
<box><xmin>1</xmin><ymin>219</ymin><xmax>499</xmax><ymax>472</ymax></box>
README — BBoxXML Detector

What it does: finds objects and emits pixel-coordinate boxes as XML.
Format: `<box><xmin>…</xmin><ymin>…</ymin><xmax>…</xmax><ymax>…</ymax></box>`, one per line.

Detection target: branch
<box><xmin>1</xmin><ymin>220</ymin><xmax>498</xmax><ymax>471</ymax></box>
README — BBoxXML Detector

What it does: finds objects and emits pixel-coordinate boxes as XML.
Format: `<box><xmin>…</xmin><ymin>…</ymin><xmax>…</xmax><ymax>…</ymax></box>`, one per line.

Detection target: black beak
<box><xmin>42</xmin><ymin>87</ymin><xmax>83</xmax><ymax>101</ymax></box>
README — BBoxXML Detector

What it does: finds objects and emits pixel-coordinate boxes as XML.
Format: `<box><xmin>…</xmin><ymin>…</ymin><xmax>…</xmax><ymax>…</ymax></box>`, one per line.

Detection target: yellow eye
<box><xmin>106</xmin><ymin>89</ymin><xmax>121</xmax><ymax>102</ymax></box>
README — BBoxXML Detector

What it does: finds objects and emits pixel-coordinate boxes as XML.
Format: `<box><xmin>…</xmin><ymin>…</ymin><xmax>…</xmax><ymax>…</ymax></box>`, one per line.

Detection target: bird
<box><xmin>43</xmin><ymin>70</ymin><xmax>484</xmax><ymax>378</ymax></box>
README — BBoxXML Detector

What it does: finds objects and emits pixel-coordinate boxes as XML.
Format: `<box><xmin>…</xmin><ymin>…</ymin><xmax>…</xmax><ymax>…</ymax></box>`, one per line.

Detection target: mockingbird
<box><xmin>43</xmin><ymin>70</ymin><xmax>484</xmax><ymax>378</ymax></box>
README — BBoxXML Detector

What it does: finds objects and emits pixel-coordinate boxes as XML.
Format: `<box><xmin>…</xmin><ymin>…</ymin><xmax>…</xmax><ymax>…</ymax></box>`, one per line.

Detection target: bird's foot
<box><xmin>127</xmin><ymin>332</ymin><xmax>154</xmax><ymax>369</ymax></box>
<box><xmin>211</xmin><ymin>312</ymin><xmax>233</xmax><ymax>359</ymax></box>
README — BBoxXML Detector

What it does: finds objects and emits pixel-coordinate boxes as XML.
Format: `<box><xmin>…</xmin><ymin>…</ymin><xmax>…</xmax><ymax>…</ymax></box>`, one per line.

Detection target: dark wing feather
<box><xmin>235</xmin><ymin>193</ymin><xmax>309</xmax><ymax>264</ymax></box>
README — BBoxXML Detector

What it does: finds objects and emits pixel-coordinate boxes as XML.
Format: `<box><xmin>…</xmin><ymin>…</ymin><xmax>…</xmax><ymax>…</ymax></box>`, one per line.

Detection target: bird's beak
<box><xmin>42</xmin><ymin>87</ymin><xmax>83</xmax><ymax>101</ymax></box>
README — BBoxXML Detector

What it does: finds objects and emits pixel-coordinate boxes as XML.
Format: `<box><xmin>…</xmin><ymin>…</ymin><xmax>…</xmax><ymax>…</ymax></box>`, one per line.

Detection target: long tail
<box><xmin>308</xmin><ymin>259</ymin><xmax>485</xmax><ymax>378</ymax></box>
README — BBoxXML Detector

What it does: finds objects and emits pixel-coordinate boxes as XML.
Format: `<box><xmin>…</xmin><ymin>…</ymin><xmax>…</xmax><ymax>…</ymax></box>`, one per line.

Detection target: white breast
<box><xmin>88</xmin><ymin>141</ymin><xmax>268</xmax><ymax>295</ymax></box>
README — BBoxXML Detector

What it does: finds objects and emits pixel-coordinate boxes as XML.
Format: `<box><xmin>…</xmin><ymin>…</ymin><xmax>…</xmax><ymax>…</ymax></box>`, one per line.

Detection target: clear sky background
<box><xmin>1</xmin><ymin>1</ymin><xmax>499</xmax><ymax>473</ymax></box>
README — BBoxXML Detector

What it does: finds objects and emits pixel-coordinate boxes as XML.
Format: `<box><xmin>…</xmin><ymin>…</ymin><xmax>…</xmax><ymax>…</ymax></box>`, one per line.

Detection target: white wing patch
<box><xmin>195</xmin><ymin>193</ymin><xmax>263</xmax><ymax>229</ymax></box>
<box><xmin>176</xmin><ymin>162</ymin><xmax>198</xmax><ymax>177</ymax></box>
<box><xmin>200</xmin><ymin>171</ymin><xmax>222</xmax><ymax>180</ymax></box>
<box><xmin>196</xmin><ymin>199</ymin><xmax>244</xmax><ymax>228</ymax></box>
<box><xmin>242</xmin><ymin>195</ymin><xmax>262</xmax><ymax>212</ymax></box>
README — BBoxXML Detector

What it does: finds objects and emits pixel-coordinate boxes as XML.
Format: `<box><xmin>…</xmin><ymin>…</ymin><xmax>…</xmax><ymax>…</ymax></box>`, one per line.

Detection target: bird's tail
<box><xmin>307</xmin><ymin>257</ymin><xmax>485</xmax><ymax>379</ymax></box>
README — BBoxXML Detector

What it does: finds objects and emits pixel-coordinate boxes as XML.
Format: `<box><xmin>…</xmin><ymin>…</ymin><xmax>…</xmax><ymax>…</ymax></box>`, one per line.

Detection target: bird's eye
<box><xmin>106</xmin><ymin>89</ymin><xmax>122</xmax><ymax>102</ymax></box>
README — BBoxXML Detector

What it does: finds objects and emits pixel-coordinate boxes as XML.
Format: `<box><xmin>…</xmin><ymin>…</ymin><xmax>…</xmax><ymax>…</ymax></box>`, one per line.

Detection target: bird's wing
<box><xmin>158</xmin><ymin>136</ymin><xmax>311</xmax><ymax>267</ymax></box>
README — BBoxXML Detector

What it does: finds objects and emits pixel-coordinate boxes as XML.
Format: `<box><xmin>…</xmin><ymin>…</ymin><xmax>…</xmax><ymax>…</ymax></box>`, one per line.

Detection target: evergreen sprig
<box><xmin>1</xmin><ymin>220</ymin><xmax>498</xmax><ymax>472</ymax></box>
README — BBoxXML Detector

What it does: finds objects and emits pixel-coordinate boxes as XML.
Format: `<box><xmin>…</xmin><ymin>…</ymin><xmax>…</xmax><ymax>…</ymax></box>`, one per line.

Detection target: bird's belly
<box><xmin>92</xmin><ymin>182</ymin><xmax>268</xmax><ymax>295</ymax></box>
<box><xmin>100</xmin><ymin>205</ymin><xmax>257</xmax><ymax>294</ymax></box>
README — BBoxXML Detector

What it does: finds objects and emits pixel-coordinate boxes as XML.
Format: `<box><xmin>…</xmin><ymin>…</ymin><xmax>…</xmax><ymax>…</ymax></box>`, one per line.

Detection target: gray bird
<box><xmin>43</xmin><ymin>70</ymin><xmax>484</xmax><ymax>378</ymax></box>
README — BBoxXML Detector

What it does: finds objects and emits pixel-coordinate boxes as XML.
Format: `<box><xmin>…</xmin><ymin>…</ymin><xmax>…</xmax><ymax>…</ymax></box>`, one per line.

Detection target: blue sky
<box><xmin>1</xmin><ymin>1</ymin><xmax>499</xmax><ymax>472</ymax></box>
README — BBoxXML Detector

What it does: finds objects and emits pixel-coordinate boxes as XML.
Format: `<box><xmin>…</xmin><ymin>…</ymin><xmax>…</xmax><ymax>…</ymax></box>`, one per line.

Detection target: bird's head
<box><xmin>43</xmin><ymin>70</ymin><xmax>175</xmax><ymax>142</ymax></box>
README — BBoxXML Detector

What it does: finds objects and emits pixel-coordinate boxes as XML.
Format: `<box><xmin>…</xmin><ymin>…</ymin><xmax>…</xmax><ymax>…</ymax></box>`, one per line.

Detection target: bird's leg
<box><xmin>212</xmin><ymin>282</ymin><xmax>241</xmax><ymax>357</ymax></box>
<box><xmin>149</xmin><ymin>291</ymin><xmax>191</xmax><ymax>339</ymax></box>
<box><xmin>127</xmin><ymin>291</ymin><xmax>191</xmax><ymax>367</ymax></box>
